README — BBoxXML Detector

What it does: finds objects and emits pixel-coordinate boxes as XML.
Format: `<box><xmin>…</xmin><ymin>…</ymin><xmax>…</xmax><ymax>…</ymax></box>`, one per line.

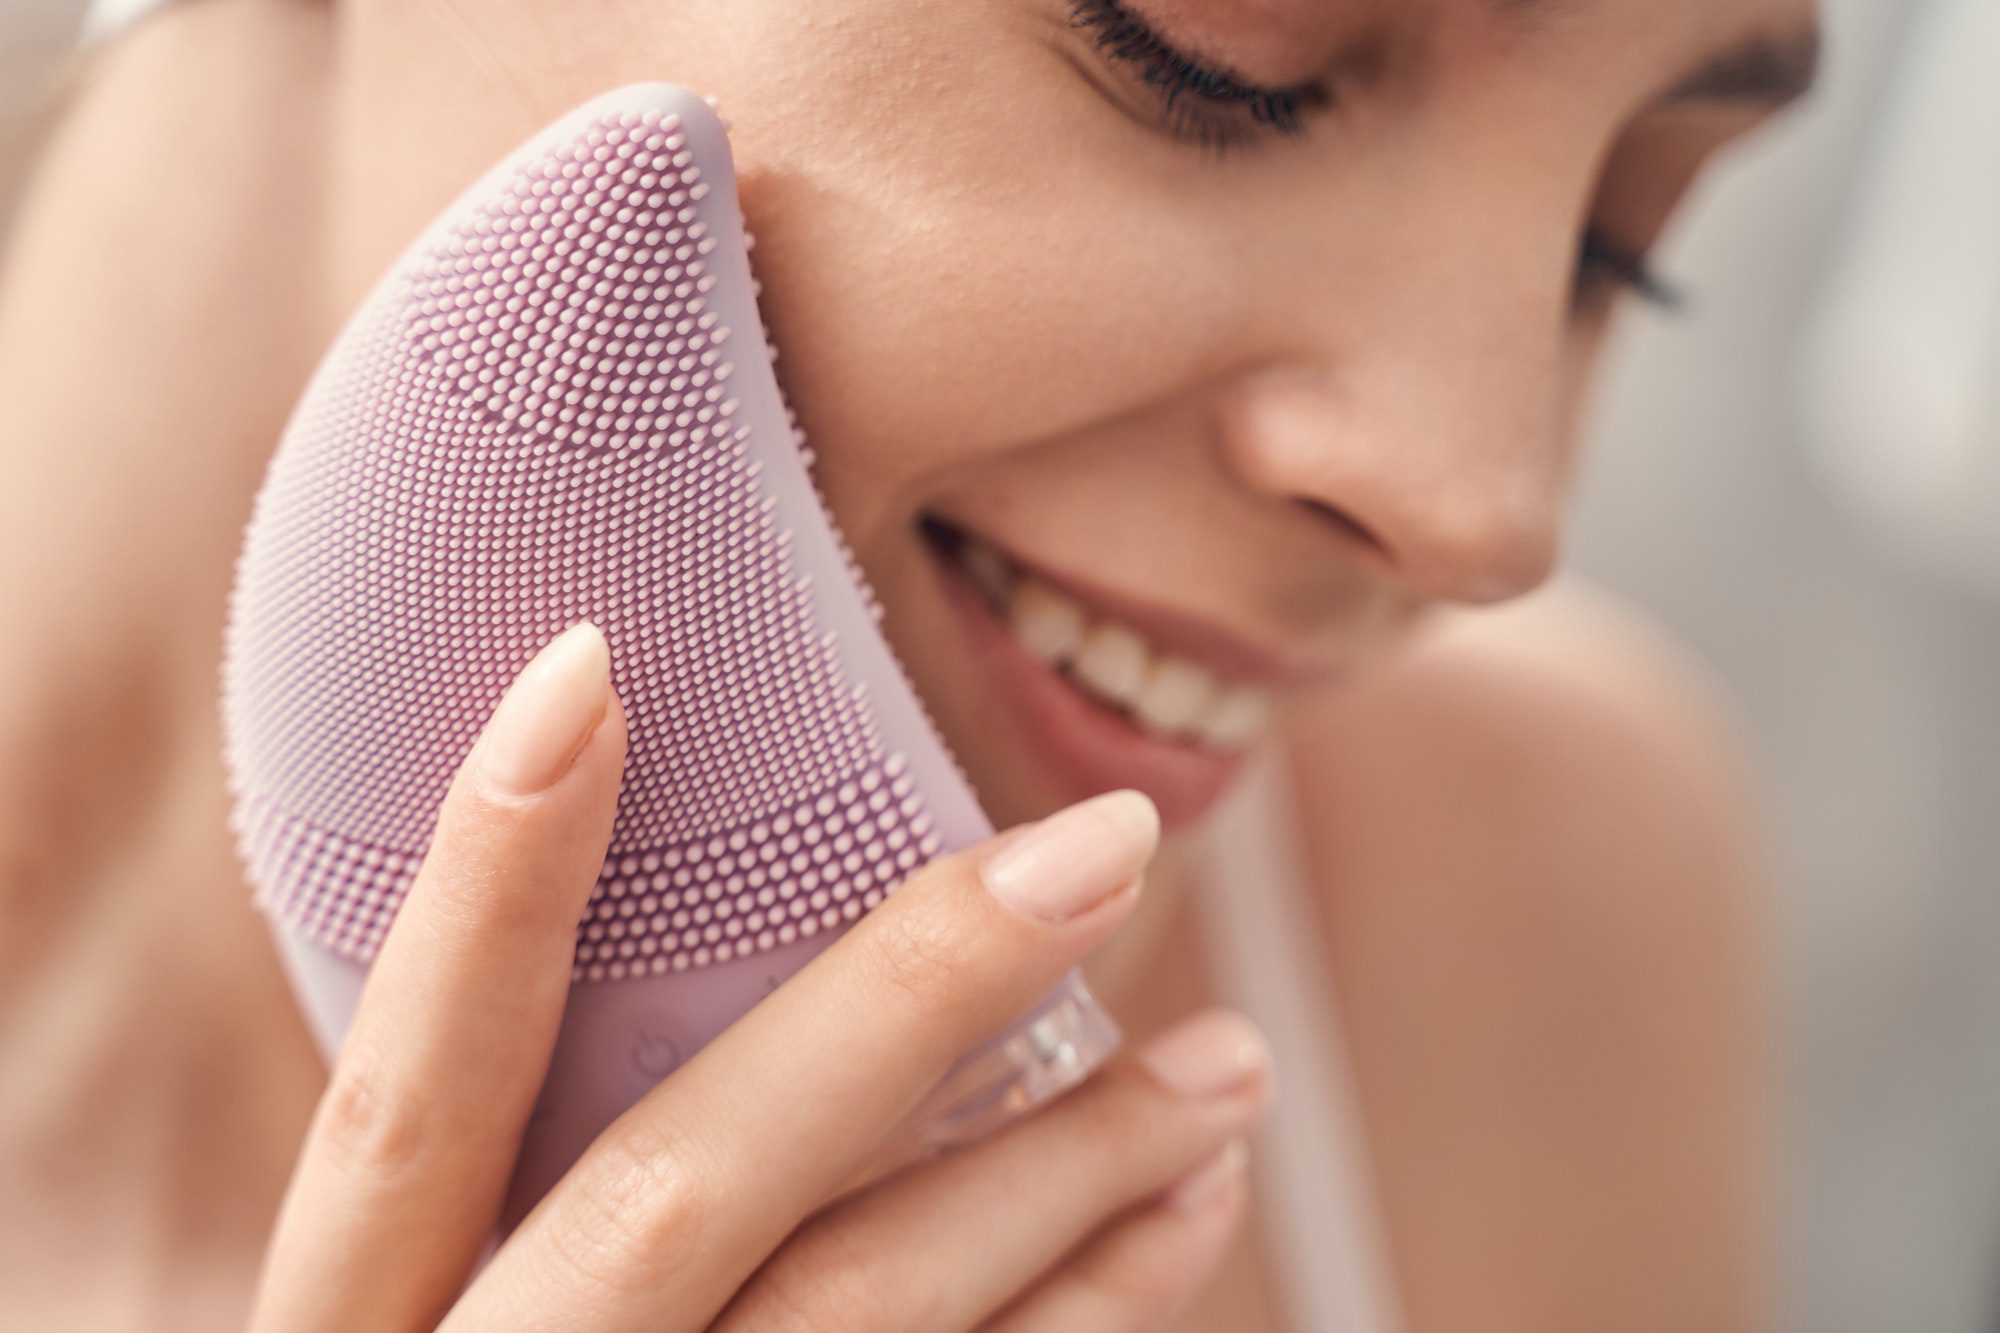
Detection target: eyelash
<box><xmin>1066</xmin><ymin>0</ymin><xmax>1328</xmax><ymax>150</ymax></box>
<box><xmin>1577</xmin><ymin>231</ymin><xmax>1687</xmax><ymax>312</ymax></box>
<box><xmin>1069</xmin><ymin>0</ymin><xmax>1685</xmax><ymax>312</ymax></box>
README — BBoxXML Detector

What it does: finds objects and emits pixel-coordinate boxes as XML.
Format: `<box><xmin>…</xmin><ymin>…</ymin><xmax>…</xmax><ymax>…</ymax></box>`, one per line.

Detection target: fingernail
<box><xmin>980</xmin><ymin>790</ymin><xmax>1160</xmax><ymax>922</ymax></box>
<box><xmin>1168</xmin><ymin>1139</ymin><xmax>1247</xmax><ymax>1211</ymax></box>
<box><xmin>478</xmin><ymin>623</ymin><xmax>613</xmax><ymax>794</ymax></box>
<box><xmin>1139</xmin><ymin>1011</ymin><xmax>1271</xmax><ymax>1101</ymax></box>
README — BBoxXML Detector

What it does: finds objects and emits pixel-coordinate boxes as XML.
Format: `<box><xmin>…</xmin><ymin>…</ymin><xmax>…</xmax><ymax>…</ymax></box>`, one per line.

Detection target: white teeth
<box><xmin>1135</xmin><ymin>658</ymin><xmax>1217</xmax><ymax>736</ymax></box>
<box><xmin>1009</xmin><ymin>579</ymin><xmax>1086</xmax><ymax>665</ymax></box>
<box><xmin>1072</xmin><ymin>623</ymin><xmax>1149</xmax><ymax>703</ymax></box>
<box><xmin>954</xmin><ymin>536</ymin><xmax>1276</xmax><ymax>752</ymax></box>
<box><xmin>1198</xmin><ymin>686</ymin><xmax>1271</xmax><ymax>750</ymax></box>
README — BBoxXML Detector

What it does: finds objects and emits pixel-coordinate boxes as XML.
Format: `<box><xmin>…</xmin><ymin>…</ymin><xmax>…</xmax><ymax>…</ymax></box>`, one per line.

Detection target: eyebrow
<box><xmin>1661</xmin><ymin>28</ymin><xmax>1822</xmax><ymax>107</ymax></box>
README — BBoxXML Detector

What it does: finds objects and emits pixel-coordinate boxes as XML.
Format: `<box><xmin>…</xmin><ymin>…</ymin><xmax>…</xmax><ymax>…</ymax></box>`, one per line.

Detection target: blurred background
<box><xmin>1569</xmin><ymin>0</ymin><xmax>2000</xmax><ymax>1327</ymax></box>
<box><xmin>3</xmin><ymin>0</ymin><xmax>1995</xmax><ymax>1328</ymax></box>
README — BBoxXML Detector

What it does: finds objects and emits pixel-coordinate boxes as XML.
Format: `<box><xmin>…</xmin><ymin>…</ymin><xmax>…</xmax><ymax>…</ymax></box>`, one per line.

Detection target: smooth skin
<box><xmin>0</xmin><ymin>0</ymin><xmax>1793</xmax><ymax>1327</ymax></box>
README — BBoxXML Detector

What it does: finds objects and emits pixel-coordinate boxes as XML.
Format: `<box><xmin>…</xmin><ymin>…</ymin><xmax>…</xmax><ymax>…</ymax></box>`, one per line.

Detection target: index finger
<box><xmin>251</xmin><ymin>624</ymin><xmax>627</xmax><ymax>1333</ymax></box>
<box><xmin>454</xmin><ymin>789</ymin><xmax>1159</xmax><ymax>1332</ymax></box>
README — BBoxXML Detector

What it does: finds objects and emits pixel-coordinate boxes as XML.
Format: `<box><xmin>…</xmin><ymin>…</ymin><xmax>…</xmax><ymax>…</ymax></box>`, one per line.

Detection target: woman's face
<box><xmin>455</xmin><ymin>0</ymin><xmax>1815</xmax><ymax>828</ymax></box>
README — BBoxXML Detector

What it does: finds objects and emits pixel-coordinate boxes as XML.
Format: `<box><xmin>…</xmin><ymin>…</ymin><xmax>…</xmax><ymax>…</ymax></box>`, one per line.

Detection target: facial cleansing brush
<box><xmin>220</xmin><ymin>83</ymin><xmax>1118</xmax><ymax>1218</ymax></box>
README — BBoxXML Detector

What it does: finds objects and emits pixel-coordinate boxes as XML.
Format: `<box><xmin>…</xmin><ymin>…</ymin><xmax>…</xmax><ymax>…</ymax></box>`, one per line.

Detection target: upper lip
<box><xmin>931</xmin><ymin>521</ymin><xmax>1347</xmax><ymax>691</ymax></box>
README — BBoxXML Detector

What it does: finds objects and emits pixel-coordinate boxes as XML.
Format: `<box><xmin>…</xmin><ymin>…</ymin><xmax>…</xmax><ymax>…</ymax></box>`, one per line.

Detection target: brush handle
<box><xmin>272</xmin><ymin>921</ymin><xmax>1117</xmax><ymax>1223</ymax></box>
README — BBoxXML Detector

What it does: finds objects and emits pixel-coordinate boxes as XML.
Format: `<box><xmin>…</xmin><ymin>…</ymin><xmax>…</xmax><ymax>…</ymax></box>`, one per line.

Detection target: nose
<box><xmin>1208</xmin><ymin>105</ymin><xmax>1594</xmax><ymax>607</ymax></box>
<box><xmin>1216</xmin><ymin>358</ymin><xmax>1565</xmax><ymax>605</ymax></box>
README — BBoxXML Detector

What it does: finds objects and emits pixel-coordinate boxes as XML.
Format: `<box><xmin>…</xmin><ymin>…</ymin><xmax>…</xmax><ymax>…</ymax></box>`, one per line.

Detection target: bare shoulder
<box><xmin>0</xmin><ymin>0</ymin><xmax>329</xmax><ymax>926</ymax></box>
<box><xmin>1284</xmin><ymin>582</ymin><xmax>1768</xmax><ymax>1332</ymax></box>
<box><xmin>0</xmin><ymin>0</ymin><xmax>331</xmax><ymax>609</ymax></box>
<box><xmin>1291</xmin><ymin>578</ymin><xmax>1763</xmax><ymax>930</ymax></box>
<box><xmin>1330</xmin><ymin>576</ymin><xmax>1754</xmax><ymax>787</ymax></box>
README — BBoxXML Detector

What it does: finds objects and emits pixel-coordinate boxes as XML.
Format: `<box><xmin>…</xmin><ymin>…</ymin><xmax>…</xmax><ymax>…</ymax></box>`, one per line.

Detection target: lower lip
<box><xmin>927</xmin><ymin>548</ymin><xmax>1249</xmax><ymax>829</ymax></box>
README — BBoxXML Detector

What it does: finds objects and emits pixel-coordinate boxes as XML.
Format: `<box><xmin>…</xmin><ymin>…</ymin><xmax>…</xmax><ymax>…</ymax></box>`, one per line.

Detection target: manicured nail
<box><xmin>980</xmin><ymin>790</ymin><xmax>1160</xmax><ymax>922</ymax></box>
<box><xmin>1168</xmin><ymin>1139</ymin><xmax>1247</xmax><ymax>1211</ymax></box>
<box><xmin>478</xmin><ymin>623</ymin><xmax>613</xmax><ymax>794</ymax></box>
<box><xmin>1139</xmin><ymin>1011</ymin><xmax>1271</xmax><ymax>1100</ymax></box>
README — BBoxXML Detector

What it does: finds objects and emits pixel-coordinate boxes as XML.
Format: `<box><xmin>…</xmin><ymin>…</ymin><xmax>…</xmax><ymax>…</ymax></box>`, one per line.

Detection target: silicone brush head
<box><xmin>221</xmin><ymin>86</ymin><xmax>1116</xmax><ymax>1197</ymax></box>
<box><xmin>224</xmin><ymin>85</ymin><xmax>985</xmax><ymax>974</ymax></box>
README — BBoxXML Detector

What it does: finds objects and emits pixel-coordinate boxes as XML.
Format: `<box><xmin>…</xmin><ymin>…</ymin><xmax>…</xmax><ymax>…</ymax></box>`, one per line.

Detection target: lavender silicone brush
<box><xmin>221</xmin><ymin>83</ymin><xmax>1117</xmax><ymax>1216</ymax></box>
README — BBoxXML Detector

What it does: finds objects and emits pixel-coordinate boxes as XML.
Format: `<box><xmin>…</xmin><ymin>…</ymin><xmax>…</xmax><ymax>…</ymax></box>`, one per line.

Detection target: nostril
<box><xmin>1295</xmin><ymin>497</ymin><xmax>1384</xmax><ymax>554</ymax></box>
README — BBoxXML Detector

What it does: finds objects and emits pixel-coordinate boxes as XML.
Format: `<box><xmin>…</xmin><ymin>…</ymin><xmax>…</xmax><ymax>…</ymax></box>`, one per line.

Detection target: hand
<box><xmin>249</xmin><ymin>623</ymin><xmax>1273</xmax><ymax>1332</ymax></box>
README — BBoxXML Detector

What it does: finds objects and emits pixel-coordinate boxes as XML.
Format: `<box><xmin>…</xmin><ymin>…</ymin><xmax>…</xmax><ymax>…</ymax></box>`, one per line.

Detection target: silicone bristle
<box><xmin>222</xmin><ymin>93</ymin><xmax>956</xmax><ymax>983</ymax></box>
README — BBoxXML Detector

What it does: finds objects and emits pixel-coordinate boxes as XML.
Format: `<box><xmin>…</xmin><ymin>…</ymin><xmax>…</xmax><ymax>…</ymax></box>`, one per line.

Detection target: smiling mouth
<box><xmin>920</xmin><ymin>518</ymin><xmax>1276</xmax><ymax>754</ymax></box>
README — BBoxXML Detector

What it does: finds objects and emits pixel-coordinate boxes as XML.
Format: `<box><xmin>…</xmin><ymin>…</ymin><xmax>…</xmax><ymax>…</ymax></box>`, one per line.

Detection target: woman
<box><xmin>0</xmin><ymin>0</ymin><xmax>1814</xmax><ymax>1326</ymax></box>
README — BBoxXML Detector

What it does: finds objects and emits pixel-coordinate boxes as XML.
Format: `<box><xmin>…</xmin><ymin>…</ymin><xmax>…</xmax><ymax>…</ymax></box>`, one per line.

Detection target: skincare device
<box><xmin>221</xmin><ymin>83</ymin><xmax>1117</xmax><ymax>1216</ymax></box>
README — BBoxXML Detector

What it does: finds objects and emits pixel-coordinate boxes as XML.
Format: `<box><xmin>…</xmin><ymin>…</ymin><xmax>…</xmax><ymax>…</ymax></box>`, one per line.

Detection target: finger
<box><xmin>252</xmin><ymin>623</ymin><xmax>626</xmax><ymax>1333</ymax></box>
<box><xmin>454</xmin><ymin>789</ymin><xmax>1160</xmax><ymax>1332</ymax></box>
<box><xmin>980</xmin><ymin>1141</ymin><xmax>1251</xmax><ymax>1333</ymax></box>
<box><xmin>715</xmin><ymin>1010</ymin><xmax>1272</xmax><ymax>1333</ymax></box>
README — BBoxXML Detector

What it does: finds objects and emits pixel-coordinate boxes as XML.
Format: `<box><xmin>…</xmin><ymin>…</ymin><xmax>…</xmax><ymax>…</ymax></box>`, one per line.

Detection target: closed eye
<box><xmin>1066</xmin><ymin>0</ymin><xmax>1333</xmax><ymax>151</ymax></box>
<box><xmin>1577</xmin><ymin>229</ymin><xmax>1687</xmax><ymax>312</ymax></box>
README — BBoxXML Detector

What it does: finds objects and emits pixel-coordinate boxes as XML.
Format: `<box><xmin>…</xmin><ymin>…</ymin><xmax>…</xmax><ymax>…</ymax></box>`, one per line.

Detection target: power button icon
<box><xmin>629</xmin><ymin>1029</ymin><xmax>684</xmax><ymax>1084</ymax></box>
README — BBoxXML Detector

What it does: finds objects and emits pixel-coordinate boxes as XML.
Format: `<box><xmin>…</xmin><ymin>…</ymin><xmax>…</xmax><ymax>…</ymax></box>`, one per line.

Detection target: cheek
<box><xmin>704</xmin><ymin>40</ymin><xmax>1244</xmax><ymax>540</ymax></box>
